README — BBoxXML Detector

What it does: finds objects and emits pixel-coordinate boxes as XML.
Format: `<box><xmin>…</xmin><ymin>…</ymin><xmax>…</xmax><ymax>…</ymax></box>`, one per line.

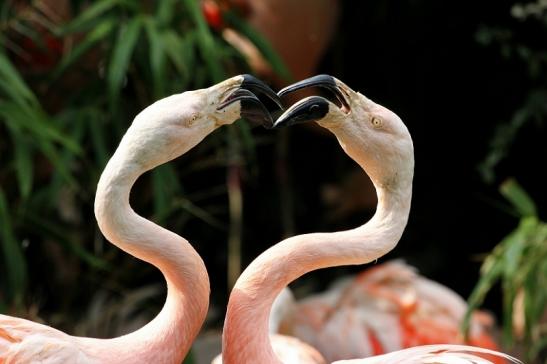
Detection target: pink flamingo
<box><xmin>0</xmin><ymin>75</ymin><xmax>280</xmax><ymax>364</ymax></box>
<box><xmin>275</xmin><ymin>260</ymin><xmax>502</xmax><ymax>362</ymax></box>
<box><xmin>220</xmin><ymin>75</ymin><xmax>522</xmax><ymax>363</ymax></box>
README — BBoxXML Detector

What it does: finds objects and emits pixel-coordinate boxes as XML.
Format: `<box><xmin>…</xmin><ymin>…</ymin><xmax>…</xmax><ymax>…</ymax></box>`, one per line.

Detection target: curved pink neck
<box><xmin>79</xmin><ymin>147</ymin><xmax>209</xmax><ymax>363</ymax></box>
<box><xmin>222</xmin><ymin>178</ymin><xmax>412</xmax><ymax>363</ymax></box>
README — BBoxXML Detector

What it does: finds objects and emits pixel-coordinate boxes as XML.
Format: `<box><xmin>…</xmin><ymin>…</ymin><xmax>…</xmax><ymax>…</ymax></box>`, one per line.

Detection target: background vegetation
<box><xmin>0</xmin><ymin>0</ymin><xmax>545</xmax><ymax>362</ymax></box>
<box><xmin>0</xmin><ymin>0</ymin><xmax>288</xmax><ymax>335</ymax></box>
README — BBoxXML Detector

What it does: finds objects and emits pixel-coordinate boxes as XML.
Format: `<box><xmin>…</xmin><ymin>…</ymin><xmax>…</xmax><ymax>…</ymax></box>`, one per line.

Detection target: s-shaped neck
<box><xmin>81</xmin><ymin>143</ymin><xmax>209</xmax><ymax>363</ymax></box>
<box><xmin>222</xmin><ymin>178</ymin><xmax>412</xmax><ymax>364</ymax></box>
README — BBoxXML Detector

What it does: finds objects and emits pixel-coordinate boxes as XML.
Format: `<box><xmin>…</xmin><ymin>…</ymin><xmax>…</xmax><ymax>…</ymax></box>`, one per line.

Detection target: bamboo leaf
<box><xmin>182</xmin><ymin>0</ymin><xmax>224</xmax><ymax>82</ymax></box>
<box><xmin>151</xmin><ymin>164</ymin><xmax>181</xmax><ymax>220</ymax></box>
<box><xmin>30</xmin><ymin>110</ymin><xmax>82</xmax><ymax>154</ymax></box>
<box><xmin>0</xmin><ymin>52</ymin><xmax>39</xmax><ymax>107</ymax></box>
<box><xmin>87</xmin><ymin>111</ymin><xmax>110</xmax><ymax>168</ymax></box>
<box><xmin>463</xmin><ymin>251</ymin><xmax>504</xmax><ymax>335</ymax></box>
<box><xmin>163</xmin><ymin>31</ymin><xmax>195</xmax><ymax>84</ymax></box>
<box><xmin>500</xmin><ymin>218</ymin><xmax>534</xmax><ymax>279</ymax></box>
<box><xmin>108</xmin><ymin>17</ymin><xmax>142</xmax><ymax>107</ymax></box>
<box><xmin>0</xmin><ymin>101</ymin><xmax>79</xmax><ymax>187</ymax></box>
<box><xmin>12</xmin><ymin>133</ymin><xmax>34</xmax><ymax>199</ymax></box>
<box><xmin>144</xmin><ymin>18</ymin><xmax>166</xmax><ymax>98</ymax></box>
<box><xmin>10</xmin><ymin>21</ymin><xmax>41</xmax><ymax>42</ymax></box>
<box><xmin>0</xmin><ymin>101</ymin><xmax>81</xmax><ymax>154</ymax></box>
<box><xmin>46</xmin><ymin>112</ymin><xmax>88</xmax><ymax>199</ymax></box>
<box><xmin>54</xmin><ymin>19</ymin><xmax>116</xmax><ymax>79</ymax></box>
<box><xmin>58</xmin><ymin>0</ymin><xmax>122</xmax><ymax>34</ymax></box>
<box><xmin>156</xmin><ymin>0</ymin><xmax>176</xmax><ymax>27</ymax></box>
<box><xmin>38</xmin><ymin>138</ymin><xmax>77</xmax><ymax>187</ymax></box>
<box><xmin>0</xmin><ymin>189</ymin><xmax>27</xmax><ymax>305</ymax></box>
<box><xmin>500</xmin><ymin>178</ymin><xmax>537</xmax><ymax>217</ymax></box>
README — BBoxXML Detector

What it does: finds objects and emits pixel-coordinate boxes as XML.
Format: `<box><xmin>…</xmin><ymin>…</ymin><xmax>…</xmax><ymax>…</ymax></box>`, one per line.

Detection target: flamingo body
<box><xmin>0</xmin><ymin>75</ymin><xmax>280</xmax><ymax>364</ymax></box>
<box><xmin>0</xmin><ymin>316</ymin><xmax>91</xmax><ymax>363</ymax></box>
<box><xmin>278</xmin><ymin>260</ymin><xmax>501</xmax><ymax>362</ymax></box>
<box><xmin>220</xmin><ymin>75</ymin><xmax>521</xmax><ymax>364</ymax></box>
<box><xmin>332</xmin><ymin>344</ymin><xmax>519</xmax><ymax>364</ymax></box>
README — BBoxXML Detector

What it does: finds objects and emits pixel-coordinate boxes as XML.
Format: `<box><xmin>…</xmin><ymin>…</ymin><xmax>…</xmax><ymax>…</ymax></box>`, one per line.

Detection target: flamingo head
<box><xmin>121</xmin><ymin>74</ymin><xmax>281</xmax><ymax>169</ymax></box>
<box><xmin>273</xmin><ymin>74</ymin><xmax>413</xmax><ymax>189</ymax></box>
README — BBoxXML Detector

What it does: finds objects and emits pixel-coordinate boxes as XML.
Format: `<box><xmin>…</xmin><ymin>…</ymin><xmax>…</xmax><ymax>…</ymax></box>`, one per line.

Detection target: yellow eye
<box><xmin>371</xmin><ymin>116</ymin><xmax>383</xmax><ymax>128</ymax></box>
<box><xmin>187</xmin><ymin>113</ymin><xmax>199</xmax><ymax>127</ymax></box>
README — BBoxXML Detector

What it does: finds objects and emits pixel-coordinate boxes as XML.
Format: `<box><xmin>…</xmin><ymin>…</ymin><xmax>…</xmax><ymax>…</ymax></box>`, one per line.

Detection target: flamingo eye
<box><xmin>371</xmin><ymin>116</ymin><xmax>383</xmax><ymax>129</ymax></box>
<box><xmin>186</xmin><ymin>113</ymin><xmax>199</xmax><ymax>127</ymax></box>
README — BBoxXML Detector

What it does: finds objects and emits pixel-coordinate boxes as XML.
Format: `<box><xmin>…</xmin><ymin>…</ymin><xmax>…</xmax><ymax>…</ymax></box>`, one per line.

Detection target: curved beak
<box><xmin>272</xmin><ymin>96</ymin><xmax>330</xmax><ymax>128</ymax></box>
<box><xmin>278</xmin><ymin>74</ymin><xmax>349</xmax><ymax>112</ymax></box>
<box><xmin>217</xmin><ymin>74</ymin><xmax>282</xmax><ymax>128</ymax></box>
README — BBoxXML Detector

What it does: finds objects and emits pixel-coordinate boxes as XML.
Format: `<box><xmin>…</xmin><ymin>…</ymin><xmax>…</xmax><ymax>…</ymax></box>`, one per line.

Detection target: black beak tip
<box><xmin>240</xmin><ymin>74</ymin><xmax>283</xmax><ymax>111</ymax></box>
<box><xmin>277</xmin><ymin>74</ymin><xmax>337</xmax><ymax>98</ymax></box>
<box><xmin>272</xmin><ymin>96</ymin><xmax>330</xmax><ymax>129</ymax></box>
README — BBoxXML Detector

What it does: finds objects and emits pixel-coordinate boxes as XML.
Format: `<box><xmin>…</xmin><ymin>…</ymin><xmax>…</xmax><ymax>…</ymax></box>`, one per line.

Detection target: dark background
<box><xmin>203</xmin><ymin>0</ymin><xmax>547</xmax><ymax>319</ymax></box>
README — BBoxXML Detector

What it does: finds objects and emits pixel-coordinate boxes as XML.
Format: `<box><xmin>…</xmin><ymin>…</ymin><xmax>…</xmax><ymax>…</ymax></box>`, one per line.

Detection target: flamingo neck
<box><xmin>222</xmin><ymin>177</ymin><xmax>412</xmax><ymax>364</ymax></box>
<box><xmin>83</xmin><ymin>145</ymin><xmax>209</xmax><ymax>363</ymax></box>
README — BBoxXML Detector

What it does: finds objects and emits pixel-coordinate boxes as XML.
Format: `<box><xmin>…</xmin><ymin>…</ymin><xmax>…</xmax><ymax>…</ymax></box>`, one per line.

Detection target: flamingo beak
<box><xmin>278</xmin><ymin>74</ymin><xmax>349</xmax><ymax>109</ymax></box>
<box><xmin>218</xmin><ymin>74</ymin><xmax>282</xmax><ymax>128</ymax></box>
<box><xmin>272</xmin><ymin>96</ymin><xmax>330</xmax><ymax>128</ymax></box>
<box><xmin>273</xmin><ymin>74</ymin><xmax>350</xmax><ymax>128</ymax></box>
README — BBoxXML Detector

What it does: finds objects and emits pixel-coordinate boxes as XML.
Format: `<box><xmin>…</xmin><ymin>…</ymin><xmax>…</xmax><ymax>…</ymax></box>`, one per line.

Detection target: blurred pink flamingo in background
<box><xmin>273</xmin><ymin>260</ymin><xmax>501</xmax><ymax>362</ymax></box>
<box><xmin>220</xmin><ymin>75</ymin><xmax>521</xmax><ymax>364</ymax></box>
<box><xmin>0</xmin><ymin>75</ymin><xmax>280</xmax><ymax>364</ymax></box>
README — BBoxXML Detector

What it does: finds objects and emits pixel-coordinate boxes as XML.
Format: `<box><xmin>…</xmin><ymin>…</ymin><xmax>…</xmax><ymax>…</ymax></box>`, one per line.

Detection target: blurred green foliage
<box><xmin>0</xmin><ymin>0</ymin><xmax>287</xmax><ymax>335</ymax></box>
<box><xmin>466</xmin><ymin>2</ymin><xmax>547</xmax><ymax>361</ymax></box>
<box><xmin>464</xmin><ymin>179</ymin><xmax>546</xmax><ymax>362</ymax></box>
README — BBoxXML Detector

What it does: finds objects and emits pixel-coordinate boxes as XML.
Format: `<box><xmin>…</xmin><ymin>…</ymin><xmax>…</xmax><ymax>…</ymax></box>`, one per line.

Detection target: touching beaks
<box><xmin>272</xmin><ymin>96</ymin><xmax>330</xmax><ymax>128</ymax></box>
<box><xmin>217</xmin><ymin>74</ymin><xmax>282</xmax><ymax>129</ymax></box>
<box><xmin>273</xmin><ymin>74</ymin><xmax>351</xmax><ymax>128</ymax></box>
<box><xmin>272</xmin><ymin>74</ymin><xmax>352</xmax><ymax>129</ymax></box>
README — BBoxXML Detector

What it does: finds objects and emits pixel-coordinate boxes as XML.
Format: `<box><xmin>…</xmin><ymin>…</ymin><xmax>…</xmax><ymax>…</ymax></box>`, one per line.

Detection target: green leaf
<box><xmin>37</xmin><ymin>137</ymin><xmax>77</xmax><ymax>187</ymax></box>
<box><xmin>87</xmin><ymin>111</ymin><xmax>110</xmax><ymax>168</ymax></box>
<box><xmin>163</xmin><ymin>31</ymin><xmax>195</xmax><ymax>84</ymax></box>
<box><xmin>151</xmin><ymin>164</ymin><xmax>181</xmax><ymax>220</ymax></box>
<box><xmin>12</xmin><ymin>133</ymin><xmax>34</xmax><ymax>199</ymax></box>
<box><xmin>156</xmin><ymin>0</ymin><xmax>176</xmax><ymax>27</ymax></box>
<box><xmin>462</xmin><ymin>246</ymin><xmax>504</xmax><ymax>336</ymax></box>
<box><xmin>46</xmin><ymin>111</ymin><xmax>88</xmax><ymax>197</ymax></box>
<box><xmin>0</xmin><ymin>102</ymin><xmax>77</xmax><ymax>187</ymax></box>
<box><xmin>0</xmin><ymin>189</ymin><xmax>27</xmax><ymax>306</ymax></box>
<box><xmin>108</xmin><ymin>17</ymin><xmax>142</xmax><ymax>107</ymax></box>
<box><xmin>10</xmin><ymin>20</ymin><xmax>42</xmax><ymax>42</ymax></box>
<box><xmin>500</xmin><ymin>217</ymin><xmax>537</xmax><ymax>280</ymax></box>
<box><xmin>144</xmin><ymin>18</ymin><xmax>167</xmax><ymax>98</ymax></box>
<box><xmin>500</xmin><ymin>179</ymin><xmax>537</xmax><ymax>217</ymax></box>
<box><xmin>0</xmin><ymin>52</ymin><xmax>39</xmax><ymax>107</ymax></box>
<box><xmin>58</xmin><ymin>0</ymin><xmax>122</xmax><ymax>34</ymax></box>
<box><xmin>223</xmin><ymin>11</ymin><xmax>292</xmax><ymax>81</ymax></box>
<box><xmin>182</xmin><ymin>0</ymin><xmax>224</xmax><ymax>82</ymax></box>
<box><xmin>54</xmin><ymin>19</ymin><xmax>116</xmax><ymax>79</ymax></box>
<box><xmin>0</xmin><ymin>101</ymin><xmax>81</xmax><ymax>154</ymax></box>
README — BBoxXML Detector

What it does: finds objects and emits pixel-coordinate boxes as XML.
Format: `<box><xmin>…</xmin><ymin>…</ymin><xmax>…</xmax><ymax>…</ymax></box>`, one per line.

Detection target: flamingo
<box><xmin>220</xmin><ymin>75</ymin><xmax>521</xmax><ymax>364</ymax></box>
<box><xmin>274</xmin><ymin>260</ymin><xmax>502</xmax><ymax>362</ymax></box>
<box><xmin>0</xmin><ymin>74</ymin><xmax>281</xmax><ymax>364</ymax></box>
